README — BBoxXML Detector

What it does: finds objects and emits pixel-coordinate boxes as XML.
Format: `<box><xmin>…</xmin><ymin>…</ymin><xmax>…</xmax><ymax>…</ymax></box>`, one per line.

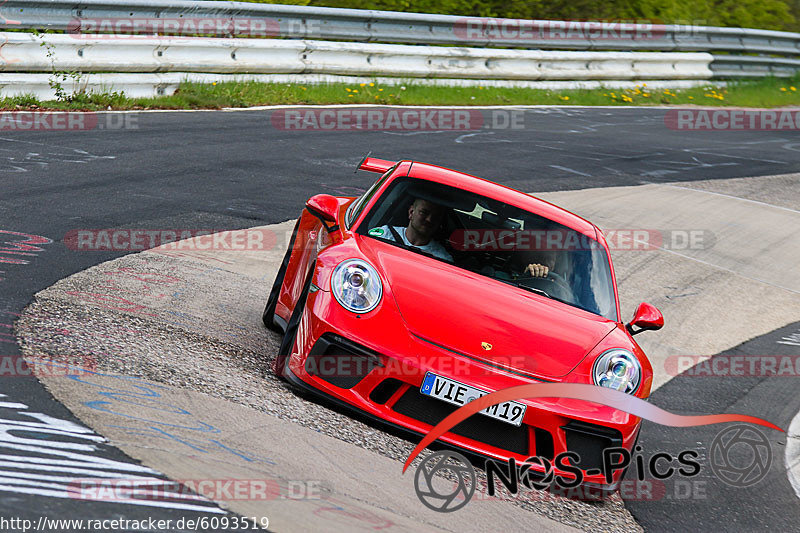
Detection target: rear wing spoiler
<box><xmin>358</xmin><ymin>155</ymin><xmax>396</xmax><ymax>174</ymax></box>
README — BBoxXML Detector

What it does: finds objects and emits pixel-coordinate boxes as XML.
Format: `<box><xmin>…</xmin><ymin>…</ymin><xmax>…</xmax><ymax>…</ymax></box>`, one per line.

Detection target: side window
<box><xmin>346</xmin><ymin>165</ymin><xmax>397</xmax><ymax>229</ymax></box>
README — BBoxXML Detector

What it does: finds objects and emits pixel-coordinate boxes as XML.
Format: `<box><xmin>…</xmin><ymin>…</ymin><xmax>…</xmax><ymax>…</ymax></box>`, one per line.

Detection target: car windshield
<box><xmin>356</xmin><ymin>177</ymin><xmax>618</xmax><ymax>321</ymax></box>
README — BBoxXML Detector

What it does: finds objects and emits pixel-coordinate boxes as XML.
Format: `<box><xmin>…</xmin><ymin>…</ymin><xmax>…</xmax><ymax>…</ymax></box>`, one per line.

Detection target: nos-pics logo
<box><xmin>414</xmin><ymin>451</ymin><xmax>476</xmax><ymax>512</ymax></box>
<box><xmin>414</xmin><ymin>424</ymin><xmax>774</xmax><ymax>511</ymax></box>
<box><xmin>709</xmin><ymin>424</ymin><xmax>772</xmax><ymax>487</ymax></box>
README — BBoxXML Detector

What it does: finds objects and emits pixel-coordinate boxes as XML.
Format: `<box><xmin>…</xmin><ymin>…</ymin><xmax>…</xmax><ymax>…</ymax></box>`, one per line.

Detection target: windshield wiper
<box><xmin>513</xmin><ymin>281</ymin><xmax>586</xmax><ymax>310</ymax></box>
<box><xmin>511</xmin><ymin>282</ymin><xmax>552</xmax><ymax>299</ymax></box>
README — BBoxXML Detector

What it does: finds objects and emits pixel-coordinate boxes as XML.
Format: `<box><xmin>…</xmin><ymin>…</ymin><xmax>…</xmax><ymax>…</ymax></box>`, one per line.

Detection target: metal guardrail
<box><xmin>710</xmin><ymin>56</ymin><xmax>800</xmax><ymax>78</ymax></box>
<box><xmin>0</xmin><ymin>73</ymin><xmax>721</xmax><ymax>101</ymax></box>
<box><xmin>0</xmin><ymin>0</ymin><xmax>794</xmax><ymax>89</ymax></box>
<box><xmin>1</xmin><ymin>32</ymin><xmax>714</xmax><ymax>79</ymax></box>
<box><xmin>0</xmin><ymin>28</ymin><xmax>716</xmax><ymax>99</ymax></box>
<box><xmin>1</xmin><ymin>0</ymin><xmax>799</xmax><ymax>75</ymax></box>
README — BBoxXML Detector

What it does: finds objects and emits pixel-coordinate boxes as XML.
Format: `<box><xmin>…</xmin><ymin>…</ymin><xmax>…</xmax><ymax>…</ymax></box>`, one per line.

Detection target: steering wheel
<box><xmin>547</xmin><ymin>271</ymin><xmax>570</xmax><ymax>290</ymax></box>
<box><xmin>520</xmin><ymin>271</ymin><xmax>573</xmax><ymax>300</ymax></box>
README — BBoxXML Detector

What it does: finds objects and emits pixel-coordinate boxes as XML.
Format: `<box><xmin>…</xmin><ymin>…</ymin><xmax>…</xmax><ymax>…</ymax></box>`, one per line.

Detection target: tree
<box><xmin>234</xmin><ymin>0</ymin><xmax>797</xmax><ymax>31</ymax></box>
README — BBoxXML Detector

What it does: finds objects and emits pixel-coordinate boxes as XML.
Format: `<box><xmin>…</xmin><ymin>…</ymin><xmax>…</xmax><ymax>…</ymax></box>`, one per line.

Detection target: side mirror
<box><xmin>626</xmin><ymin>302</ymin><xmax>664</xmax><ymax>336</ymax></box>
<box><xmin>306</xmin><ymin>194</ymin><xmax>340</xmax><ymax>230</ymax></box>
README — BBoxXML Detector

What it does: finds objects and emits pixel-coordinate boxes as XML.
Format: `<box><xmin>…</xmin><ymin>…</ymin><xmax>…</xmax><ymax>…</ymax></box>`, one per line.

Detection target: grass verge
<box><xmin>2</xmin><ymin>76</ymin><xmax>800</xmax><ymax>110</ymax></box>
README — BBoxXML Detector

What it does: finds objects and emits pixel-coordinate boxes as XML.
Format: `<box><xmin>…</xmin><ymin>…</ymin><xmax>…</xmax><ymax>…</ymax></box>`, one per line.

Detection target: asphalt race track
<box><xmin>1</xmin><ymin>106</ymin><xmax>799</xmax><ymax>532</ymax></box>
<box><xmin>627</xmin><ymin>322</ymin><xmax>800</xmax><ymax>531</ymax></box>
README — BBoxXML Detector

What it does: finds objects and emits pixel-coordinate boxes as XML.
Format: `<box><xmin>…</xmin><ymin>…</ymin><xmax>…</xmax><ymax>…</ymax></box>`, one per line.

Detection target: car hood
<box><xmin>362</xmin><ymin>239</ymin><xmax>616</xmax><ymax>379</ymax></box>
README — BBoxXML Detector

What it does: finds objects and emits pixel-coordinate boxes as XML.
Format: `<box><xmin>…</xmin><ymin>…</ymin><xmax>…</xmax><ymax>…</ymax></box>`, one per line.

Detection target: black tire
<box><xmin>262</xmin><ymin>219</ymin><xmax>301</xmax><ymax>332</ymax></box>
<box><xmin>271</xmin><ymin>265</ymin><xmax>314</xmax><ymax>377</ymax></box>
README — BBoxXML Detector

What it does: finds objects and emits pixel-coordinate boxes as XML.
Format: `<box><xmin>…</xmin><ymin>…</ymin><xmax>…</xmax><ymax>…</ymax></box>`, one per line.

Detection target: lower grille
<box><xmin>392</xmin><ymin>387</ymin><xmax>530</xmax><ymax>456</ymax></box>
<box><xmin>534</xmin><ymin>427</ymin><xmax>554</xmax><ymax>459</ymax></box>
<box><xmin>369</xmin><ymin>378</ymin><xmax>403</xmax><ymax>405</ymax></box>
<box><xmin>562</xmin><ymin>420</ymin><xmax>623</xmax><ymax>471</ymax></box>
<box><xmin>306</xmin><ymin>334</ymin><xmax>382</xmax><ymax>389</ymax></box>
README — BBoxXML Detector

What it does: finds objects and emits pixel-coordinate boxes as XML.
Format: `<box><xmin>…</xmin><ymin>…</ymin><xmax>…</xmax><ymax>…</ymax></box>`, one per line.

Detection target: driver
<box><xmin>370</xmin><ymin>198</ymin><xmax>453</xmax><ymax>262</ymax></box>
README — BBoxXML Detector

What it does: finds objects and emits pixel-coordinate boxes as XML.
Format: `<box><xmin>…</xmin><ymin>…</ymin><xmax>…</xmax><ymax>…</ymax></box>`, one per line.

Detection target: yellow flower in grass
<box><xmin>780</xmin><ymin>87</ymin><xmax>787</xmax><ymax>92</ymax></box>
<box><xmin>348</xmin><ymin>94</ymin><xmax>354</xmax><ymax>98</ymax></box>
<box><xmin>688</xmin><ymin>96</ymin><xmax>694</xmax><ymax>99</ymax></box>
<box><xmin>359</xmin><ymin>83</ymin><xmax>366</xmax><ymax>87</ymax></box>
<box><xmin>353</xmin><ymin>90</ymin><xmax>358</xmax><ymax>93</ymax></box>
<box><xmin>792</xmin><ymin>86</ymin><xmax>797</xmax><ymax>91</ymax></box>
<box><xmin>345</xmin><ymin>88</ymin><xmax>352</xmax><ymax>92</ymax></box>
<box><xmin>212</xmin><ymin>82</ymin><xmax>217</xmax><ymax>86</ymax></box>
<box><xmin>378</xmin><ymin>88</ymin><xmax>383</xmax><ymax>92</ymax></box>
<box><xmin>559</xmin><ymin>95</ymin><xmax>570</xmax><ymax>101</ymax></box>
<box><xmin>369</xmin><ymin>82</ymin><xmax>375</xmax><ymax>87</ymax></box>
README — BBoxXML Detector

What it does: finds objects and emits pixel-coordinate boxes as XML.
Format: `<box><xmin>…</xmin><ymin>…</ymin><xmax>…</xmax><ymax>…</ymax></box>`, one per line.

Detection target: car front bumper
<box><xmin>283</xmin><ymin>288</ymin><xmax>640</xmax><ymax>489</ymax></box>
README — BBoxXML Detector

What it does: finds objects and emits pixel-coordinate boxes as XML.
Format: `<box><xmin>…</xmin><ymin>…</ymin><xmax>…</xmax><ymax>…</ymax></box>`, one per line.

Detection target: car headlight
<box><xmin>592</xmin><ymin>349</ymin><xmax>641</xmax><ymax>394</ymax></box>
<box><xmin>331</xmin><ymin>259</ymin><xmax>382</xmax><ymax>313</ymax></box>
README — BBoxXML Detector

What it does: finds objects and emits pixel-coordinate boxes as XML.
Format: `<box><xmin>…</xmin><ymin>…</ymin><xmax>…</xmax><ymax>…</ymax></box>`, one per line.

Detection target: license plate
<box><xmin>420</xmin><ymin>372</ymin><xmax>526</xmax><ymax>427</ymax></box>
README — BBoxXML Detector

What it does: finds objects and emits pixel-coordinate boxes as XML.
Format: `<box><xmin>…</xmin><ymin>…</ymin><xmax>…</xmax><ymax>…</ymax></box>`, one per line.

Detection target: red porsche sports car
<box><xmin>263</xmin><ymin>157</ymin><xmax>663</xmax><ymax>492</ymax></box>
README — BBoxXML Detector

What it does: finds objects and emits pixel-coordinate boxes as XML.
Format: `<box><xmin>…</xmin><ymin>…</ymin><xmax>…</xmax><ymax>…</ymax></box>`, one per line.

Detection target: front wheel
<box><xmin>272</xmin><ymin>267</ymin><xmax>314</xmax><ymax>377</ymax></box>
<box><xmin>262</xmin><ymin>220</ymin><xmax>300</xmax><ymax>332</ymax></box>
